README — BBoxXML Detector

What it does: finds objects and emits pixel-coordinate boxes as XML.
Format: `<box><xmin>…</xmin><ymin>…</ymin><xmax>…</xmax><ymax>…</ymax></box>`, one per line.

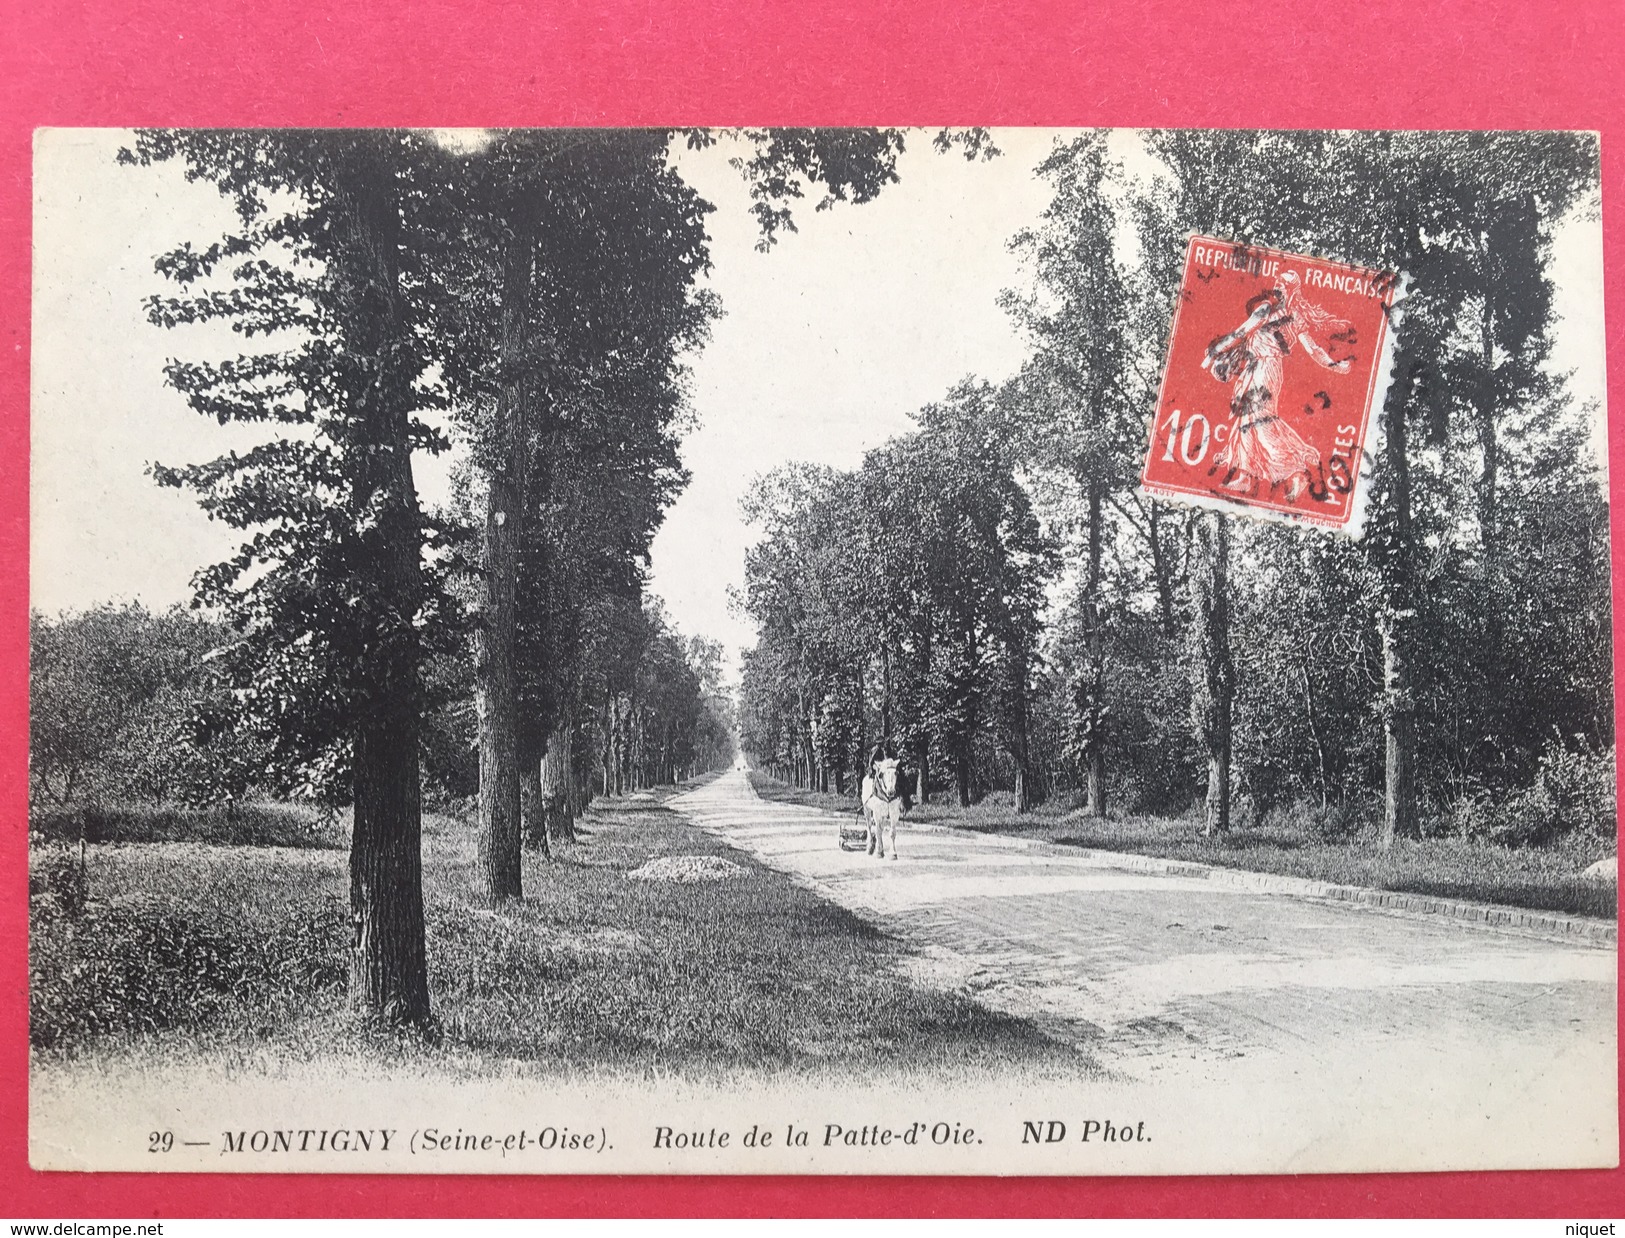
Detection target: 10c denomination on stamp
<box><xmin>1142</xmin><ymin>235</ymin><xmax>1403</xmax><ymax>534</ymax></box>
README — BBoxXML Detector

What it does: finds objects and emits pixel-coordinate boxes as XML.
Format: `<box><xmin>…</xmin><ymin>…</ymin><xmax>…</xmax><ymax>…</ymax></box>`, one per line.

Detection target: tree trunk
<box><xmin>563</xmin><ymin>718</ymin><xmax>583</xmax><ymax>831</ymax></box>
<box><xmin>600</xmin><ymin>694</ymin><xmax>613</xmax><ymax>797</ymax></box>
<box><xmin>1473</xmin><ymin>235</ymin><xmax>1506</xmax><ymax>736</ymax></box>
<box><xmin>1206</xmin><ymin>737</ymin><xmax>1231</xmax><ymax>835</ymax></box>
<box><xmin>1378</xmin><ymin>353</ymin><xmax>1420</xmax><ymax>849</ymax></box>
<box><xmin>328</xmin><ymin>133</ymin><xmax>431</xmax><ymax>1026</ymax></box>
<box><xmin>1010</xmin><ymin>660</ymin><xmax>1033</xmax><ymax>814</ymax></box>
<box><xmin>856</xmin><ymin>666</ymin><xmax>870</xmax><ymax>796</ymax></box>
<box><xmin>350</xmin><ymin>718</ymin><xmax>430</xmax><ymax>1025</ymax></box>
<box><xmin>622</xmin><ymin>700</ymin><xmax>632</xmax><ymax>793</ymax></box>
<box><xmin>610</xmin><ymin>695</ymin><xmax>624</xmax><ymax>796</ymax></box>
<box><xmin>1475</xmin><ymin>228</ymin><xmax>1500</xmax><ymax>572</ymax></box>
<box><xmin>1380</xmin><ymin>613</ymin><xmax>1417</xmax><ymax>847</ymax></box>
<box><xmin>1190</xmin><ymin>512</ymin><xmax>1233</xmax><ymax>835</ymax></box>
<box><xmin>475</xmin><ymin>209</ymin><xmax>535</xmax><ymax>903</ymax></box>
<box><xmin>556</xmin><ymin>713</ymin><xmax>580</xmax><ymax>833</ymax></box>
<box><xmin>1146</xmin><ymin>499</ymin><xmax>1181</xmax><ymax>638</ymax></box>
<box><xmin>880</xmin><ymin>643</ymin><xmax>893</xmax><ymax>739</ymax></box>
<box><xmin>1301</xmin><ymin>657</ymin><xmax>1331</xmax><ymax>812</ymax></box>
<box><xmin>623</xmin><ymin>701</ymin><xmax>632</xmax><ymax>792</ymax></box>
<box><xmin>1087</xmin><ymin>744</ymin><xmax>1106</xmax><ymax>819</ymax></box>
<box><xmin>539</xmin><ymin>718</ymin><xmax>572</xmax><ymax>842</ymax></box>
<box><xmin>519</xmin><ymin>736</ymin><xmax>549</xmax><ymax>858</ymax></box>
<box><xmin>1082</xmin><ymin>476</ymin><xmax>1108</xmax><ymax>818</ymax></box>
<box><xmin>915</xmin><ymin>744</ymin><xmax>929</xmax><ymax>805</ymax></box>
<box><xmin>955</xmin><ymin>751</ymin><xmax>972</xmax><ymax>808</ymax></box>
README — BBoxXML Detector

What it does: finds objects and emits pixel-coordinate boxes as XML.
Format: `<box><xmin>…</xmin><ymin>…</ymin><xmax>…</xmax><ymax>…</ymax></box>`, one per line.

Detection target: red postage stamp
<box><xmin>1141</xmin><ymin>235</ymin><xmax>1403</xmax><ymax>533</ymax></box>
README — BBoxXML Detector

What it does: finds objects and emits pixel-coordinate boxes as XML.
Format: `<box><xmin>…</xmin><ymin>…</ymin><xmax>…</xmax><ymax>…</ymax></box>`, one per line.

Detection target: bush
<box><xmin>1109</xmin><ymin>761</ymin><xmax>1199</xmax><ymax>819</ymax></box>
<box><xmin>1316</xmin><ymin>797</ymin><xmax>1374</xmax><ymax>843</ymax></box>
<box><xmin>1104</xmin><ymin>769</ymin><xmax>1199</xmax><ymax>820</ymax></box>
<box><xmin>29</xmin><ymin>801</ymin><xmax>343</xmax><ymax>849</ymax></box>
<box><xmin>29</xmin><ymin>842</ymin><xmax>88</xmax><ymax>918</ymax></box>
<box><xmin>1447</xmin><ymin>742</ymin><xmax>1616</xmax><ymax>849</ymax></box>
<box><xmin>30</xmin><ymin>895</ymin><xmax>347</xmax><ymax>1050</ymax></box>
<box><xmin>1538</xmin><ymin>740</ymin><xmax>1617</xmax><ymax>842</ymax></box>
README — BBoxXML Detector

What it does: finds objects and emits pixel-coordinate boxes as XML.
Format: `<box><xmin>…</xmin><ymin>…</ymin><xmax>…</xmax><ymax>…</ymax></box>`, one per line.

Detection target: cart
<box><xmin>837</xmin><ymin>813</ymin><xmax>872</xmax><ymax>852</ymax></box>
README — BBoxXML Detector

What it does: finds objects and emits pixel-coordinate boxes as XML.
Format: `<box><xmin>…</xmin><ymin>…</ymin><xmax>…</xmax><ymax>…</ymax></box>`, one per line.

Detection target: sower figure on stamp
<box><xmin>1203</xmin><ymin>269</ymin><xmax>1352</xmax><ymax>503</ymax></box>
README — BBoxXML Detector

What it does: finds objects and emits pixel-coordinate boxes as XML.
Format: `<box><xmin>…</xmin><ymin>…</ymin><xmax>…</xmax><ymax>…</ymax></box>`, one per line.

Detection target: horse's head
<box><xmin>873</xmin><ymin>758</ymin><xmax>899</xmax><ymax>796</ymax></box>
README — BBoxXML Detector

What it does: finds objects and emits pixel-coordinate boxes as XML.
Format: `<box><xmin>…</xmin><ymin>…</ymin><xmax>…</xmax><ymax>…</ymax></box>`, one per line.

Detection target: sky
<box><xmin>31</xmin><ymin>129</ymin><xmax>1608</xmax><ymax>684</ymax></box>
<box><xmin>648</xmin><ymin>130</ymin><xmax>1062</xmax><ymax>673</ymax></box>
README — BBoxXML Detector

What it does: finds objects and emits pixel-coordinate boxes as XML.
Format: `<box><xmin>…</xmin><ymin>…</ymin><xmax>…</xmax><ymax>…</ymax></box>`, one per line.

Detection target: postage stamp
<box><xmin>1141</xmin><ymin>235</ymin><xmax>1403</xmax><ymax>533</ymax></box>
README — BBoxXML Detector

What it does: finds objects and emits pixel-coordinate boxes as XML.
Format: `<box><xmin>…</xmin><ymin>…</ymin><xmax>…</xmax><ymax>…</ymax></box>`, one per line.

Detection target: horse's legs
<box><xmin>866</xmin><ymin>807</ymin><xmax>878</xmax><ymax>856</ymax></box>
<box><xmin>886</xmin><ymin>808</ymin><xmax>898</xmax><ymax>860</ymax></box>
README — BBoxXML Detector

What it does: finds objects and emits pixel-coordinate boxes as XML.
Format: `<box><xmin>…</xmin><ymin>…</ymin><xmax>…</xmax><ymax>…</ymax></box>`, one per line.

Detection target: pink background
<box><xmin>1</xmin><ymin>0</ymin><xmax>1621</xmax><ymax>1218</ymax></box>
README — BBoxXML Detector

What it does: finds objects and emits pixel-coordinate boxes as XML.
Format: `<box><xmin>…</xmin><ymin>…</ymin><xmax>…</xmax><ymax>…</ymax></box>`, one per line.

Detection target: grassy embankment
<box><xmin>749</xmin><ymin>773</ymin><xmax>1618</xmax><ymax>921</ymax></box>
<box><xmin>29</xmin><ymin>776</ymin><xmax>1079</xmax><ymax>1078</ymax></box>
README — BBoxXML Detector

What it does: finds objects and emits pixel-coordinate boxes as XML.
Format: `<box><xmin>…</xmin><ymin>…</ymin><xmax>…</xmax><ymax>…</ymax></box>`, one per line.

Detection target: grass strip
<box><xmin>31</xmin><ymin>780</ymin><xmax>1079</xmax><ymax>1079</ymax></box>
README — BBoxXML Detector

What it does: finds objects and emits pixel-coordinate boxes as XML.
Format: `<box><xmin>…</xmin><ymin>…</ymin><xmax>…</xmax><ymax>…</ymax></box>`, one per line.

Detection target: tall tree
<box><xmin>741</xmin><ymin>382</ymin><xmax>1056</xmax><ymax>809</ymax></box>
<box><xmin>430</xmin><ymin>131</ymin><xmax>717</xmax><ymax>887</ymax></box>
<box><xmin>124</xmin><ymin>130</ymin><xmax>457</xmax><ymax>1025</ymax></box>
<box><xmin>1187</xmin><ymin>512</ymin><xmax>1234</xmax><ymax>834</ymax></box>
<box><xmin>475</xmin><ymin>137</ymin><xmax>541</xmax><ymax>896</ymax></box>
<box><xmin>454</xmin><ymin>127</ymin><xmax>985</xmax><ymax>887</ymax></box>
<box><xmin>1003</xmin><ymin>131</ymin><xmax>1160</xmax><ymax>815</ymax></box>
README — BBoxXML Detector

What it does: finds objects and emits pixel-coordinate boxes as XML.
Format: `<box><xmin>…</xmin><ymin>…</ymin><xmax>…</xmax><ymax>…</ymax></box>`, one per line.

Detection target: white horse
<box><xmin>861</xmin><ymin>757</ymin><xmax>903</xmax><ymax>860</ymax></box>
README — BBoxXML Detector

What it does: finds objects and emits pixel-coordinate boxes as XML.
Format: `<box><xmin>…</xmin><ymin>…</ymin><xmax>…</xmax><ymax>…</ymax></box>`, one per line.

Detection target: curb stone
<box><xmin>1044</xmin><ymin>842</ymin><xmax>1619</xmax><ymax>948</ymax></box>
<box><xmin>755</xmin><ymin>796</ymin><xmax>1618</xmax><ymax>949</ymax></box>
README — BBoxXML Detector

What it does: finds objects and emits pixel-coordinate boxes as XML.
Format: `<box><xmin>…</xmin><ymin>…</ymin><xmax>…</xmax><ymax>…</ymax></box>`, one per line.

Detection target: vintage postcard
<box><xmin>28</xmin><ymin>127</ymin><xmax>1616</xmax><ymax>1175</ymax></box>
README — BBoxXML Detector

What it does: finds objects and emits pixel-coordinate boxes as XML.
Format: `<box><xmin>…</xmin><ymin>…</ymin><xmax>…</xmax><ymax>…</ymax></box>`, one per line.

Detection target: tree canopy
<box><xmin>737</xmin><ymin>129</ymin><xmax>1611</xmax><ymax>853</ymax></box>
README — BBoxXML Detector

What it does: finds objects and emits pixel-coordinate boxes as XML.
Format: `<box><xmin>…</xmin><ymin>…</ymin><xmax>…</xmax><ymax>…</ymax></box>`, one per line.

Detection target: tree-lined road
<box><xmin>673</xmin><ymin>770</ymin><xmax>1616</xmax><ymax>1093</ymax></box>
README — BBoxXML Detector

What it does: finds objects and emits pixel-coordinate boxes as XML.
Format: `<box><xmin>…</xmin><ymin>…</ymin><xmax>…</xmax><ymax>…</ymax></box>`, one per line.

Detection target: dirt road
<box><xmin>672</xmin><ymin>771</ymin><xmax>1617</xmax><ymax>1099</ymax></box>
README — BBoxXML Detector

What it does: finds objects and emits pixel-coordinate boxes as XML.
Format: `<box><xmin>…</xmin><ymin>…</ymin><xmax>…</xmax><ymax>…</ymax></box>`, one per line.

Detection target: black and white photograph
<box><xmin>27</xmin><ymin>127</ymin><xmax>1616</xmax><ymax>1175</ymax></box>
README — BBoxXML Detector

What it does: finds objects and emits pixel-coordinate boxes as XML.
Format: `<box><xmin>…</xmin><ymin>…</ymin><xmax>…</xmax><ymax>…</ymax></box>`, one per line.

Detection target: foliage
<box><xmin>1133</xmin><ymin>129</ymin><xmax>1607</xmax><ymax>840</ymax></box>
<box><xmin>1448</xmin><ymin>740</ymin><xmax>1617</xmax><ymax>849</ymax></box>
<box><xmin>29</xmin><ymin>842</ymin><xmax>88</xmax><ymax>919</ymax></box>
<box><xmin>720</xmin><ymin>126</ymin><xmax>996</xmax><ymax>250</ymax></box>
<box><xmin>739</xmin><ymin>383</ymin><xmax>1058</xmax><ymax>806</ymax></box>
<box><xmin>738</xmin><ymin>129</ymin><xmax>1613</xmax><ymax>850</ymax></box>
<box><xmin>600</xmin><ymin>602</ymin><xmax>735</xmax><ymax>790</ymax></box>
<box><xmin>118</xmin><ymin>130</ymin><xmax>465</xmax><ymax>806</ymax></box>
<box><xmin>30</xmin><ymin>861</ymin><xmax>348</xmax><ymax>1051</ymax></box>
<box><xmin>29</xmin><ymin>604</ymin><xmax>264</xmax><ymax>809</ymax></box>
<box><xmin>30</xmin><ymin>798</ymin><xmax>1075</xmax><ymax>1074</ymax></box>
<box><xmin>29</xmin><ymin>801</ymin><xmax>343</xmax><ymax>848</ymax></box>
